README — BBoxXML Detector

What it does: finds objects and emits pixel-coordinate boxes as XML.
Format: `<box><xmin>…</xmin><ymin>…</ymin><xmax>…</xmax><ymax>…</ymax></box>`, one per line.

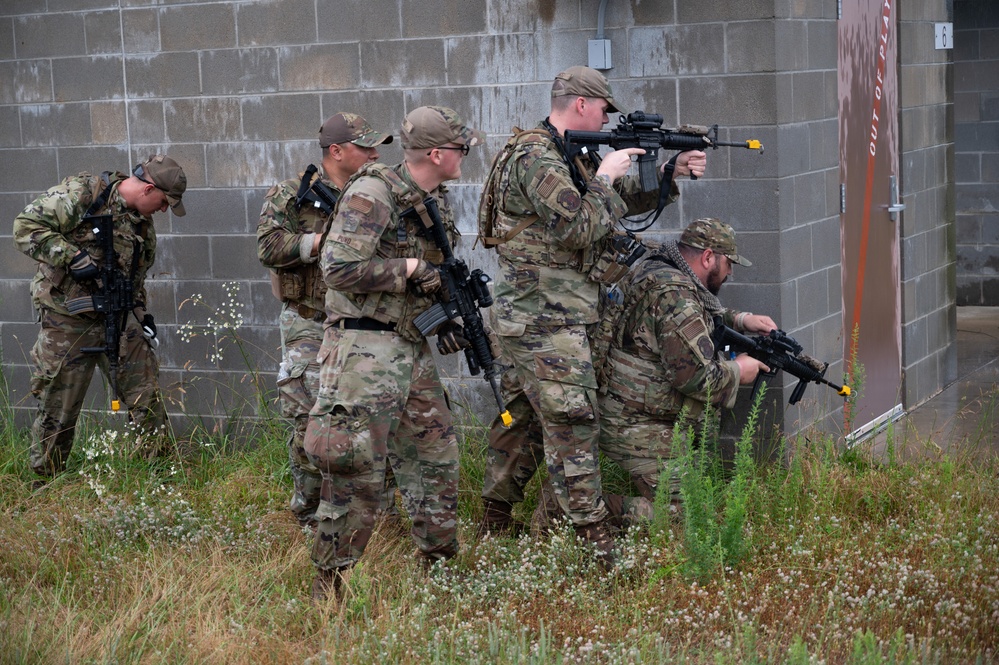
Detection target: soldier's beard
<box><xmin>706</xmin><ymin>265</ymin><xmax>727</xmax><ymax>296</ymax></box>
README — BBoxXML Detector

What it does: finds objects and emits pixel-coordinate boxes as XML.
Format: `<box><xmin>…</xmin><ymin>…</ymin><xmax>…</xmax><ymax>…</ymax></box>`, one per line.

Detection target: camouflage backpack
<box><xmin>476</xmin><ymin>127</ymin><xmax>551</xmax><ymax>250</ymax></box>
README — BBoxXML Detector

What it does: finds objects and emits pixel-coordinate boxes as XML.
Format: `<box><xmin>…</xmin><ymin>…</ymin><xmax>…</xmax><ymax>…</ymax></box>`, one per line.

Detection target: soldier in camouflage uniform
<box><xmin>599</xmin><ymin>218</ymin><xmax>775</xmax><ymax>505</ymax></box>
<box><xmin>257</xmin><ymin>112</ymin><xmax>392</xmax><ymax>527</ymax></box>
<box><xmin>12</xmin><ymin>155</ymin><xmax>187</xmax><ymax>479</ymax></box>
<box><xmin>305</xmin><ymin>106</ymin><xmax>483</xmax><ymax>602</ymax></box>
<box><xmin>476</xmin><ymin>66</ymin><xmax>707</xmax><ymax>565</ymax></box>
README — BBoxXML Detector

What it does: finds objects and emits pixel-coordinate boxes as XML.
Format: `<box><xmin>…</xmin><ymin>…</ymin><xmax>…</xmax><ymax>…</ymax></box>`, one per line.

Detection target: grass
<box><xmin>1</xmin><ymin>292</ymin><xmax>996</xmax><ymax>663</ymax></box>
<box><xmin>1</xmin><ymin>392</ymin><xmax>996</xmax><ymax>664</ymax></box>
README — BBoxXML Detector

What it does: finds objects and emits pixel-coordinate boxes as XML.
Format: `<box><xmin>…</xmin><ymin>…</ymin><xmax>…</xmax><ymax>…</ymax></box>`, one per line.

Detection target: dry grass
<box><xmin>0</xmin><ymin>408</ymin><xmax>996</xmax><ymax>664</ymax></box>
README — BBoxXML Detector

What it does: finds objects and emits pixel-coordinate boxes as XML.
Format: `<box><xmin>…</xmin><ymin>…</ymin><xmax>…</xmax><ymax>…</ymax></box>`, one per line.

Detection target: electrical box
<box><xmin>588</xmin><ymin>39</ymin><xmax>612</xmax><ymax>70</ymax></box>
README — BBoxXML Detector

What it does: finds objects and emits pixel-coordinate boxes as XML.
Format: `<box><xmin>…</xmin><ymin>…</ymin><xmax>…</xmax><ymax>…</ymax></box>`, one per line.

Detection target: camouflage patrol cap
<box><xmin>135</xmin><ymin>155</ymin><xmax>187</xmax><ymax>217</ymax></box>
<box><xmin>400</xmin><ymin>106</ymin><xmax>484</xmax><ymax>150</ymax></box>
<box><xmin>319</xmin><ymin>112</ymin><xmax>393</xmax><ymax>148</ymax></box>
<box><xmin>679</xmin><ymin>217</ymin><xmax>752</xmax><ymax>267</ymax></box>
<box><xmin>551</xmin><ymin>66</ymin><xmax>620</xmax><ymax>113</ymax></box>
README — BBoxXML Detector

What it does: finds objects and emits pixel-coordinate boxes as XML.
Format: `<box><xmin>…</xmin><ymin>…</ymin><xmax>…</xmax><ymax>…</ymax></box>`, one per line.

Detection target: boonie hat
<box><xmin>551</xmin><ymin>66</ymin><xmax>620</xmax><ymax>113</ymax></box>
<box><xmin>319</xmin><ymin>112</ymin><xmax>393</xmax><ymax>148</ymax></box>
<box><xmin>679</xmin><ymin>217</ymin><xmax>752</xmax><ymax>267</ymax></box>
<box><xmin>134</xmin><ymin>155</ymin><xmax>187</xmax><ymax>217</ymax></box>
<box><xmin>400</xmin><ymin>106</ymin><xmax>483</xmax><ymax>150</ymax></box>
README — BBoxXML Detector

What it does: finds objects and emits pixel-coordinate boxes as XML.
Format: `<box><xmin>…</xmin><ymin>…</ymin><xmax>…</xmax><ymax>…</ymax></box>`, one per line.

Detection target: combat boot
<box><xmin>311</xmin><ymin>566</ymin><xmax>346</xmax><ymax>604</ymax></box>
<box><xmin>574</xmin><ymin>520</ymin><xmax>617</xmax><ymax>571</ymax></box>
<box><xmin>476</xmin><ymin>499</ymin><xmax>523</xmax><ymax>539</ymax></box>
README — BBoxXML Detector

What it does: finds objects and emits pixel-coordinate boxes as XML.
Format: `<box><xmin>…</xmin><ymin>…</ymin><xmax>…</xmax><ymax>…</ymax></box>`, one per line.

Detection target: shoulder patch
<box><xmin>557</xmin><ymin>189</ymin><xmax>581</xmax><ymax>212</ymax></box>
<box><xmin>697</xmin><ymin>336</ymin><xmax>716</xmax><ymax>360</ymax></box>
<box><xmin>347</xmin><ymin>195</ymin><xmax>373</xmax><ymax>215</ymax></box>
<box><xmin>537</xmin><ymin>172</ymin><xmax>559</xmax><ymax>199</ymax></box>
<box><xmin>680</xmin><ymin>317</ymin><xmax>707</xmax><ymax>342</ymax></box>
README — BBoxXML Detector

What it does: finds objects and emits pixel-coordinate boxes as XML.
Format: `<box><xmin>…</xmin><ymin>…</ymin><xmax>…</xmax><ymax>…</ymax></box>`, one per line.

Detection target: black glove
<box><xmin>140</xmin><ymin>314</ymin><xmax>157</xmax><ymax>340</ymax></box>
<box><xmin>68</xmin><ymin>250</ymin><xmax>100</xmax><ymax>281</ymax></box>
<box><xmin>409</xmin><ymin>259</ymin><xmax>442</xmax><ymax>296</ymax></box>
<box><xmin>436</xmin><ymin>321</ymin><xmax>470</xmax><ymax>355</ymax></box>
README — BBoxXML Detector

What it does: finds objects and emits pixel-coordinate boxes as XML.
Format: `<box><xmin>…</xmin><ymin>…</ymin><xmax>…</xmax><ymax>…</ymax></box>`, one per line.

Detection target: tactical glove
<box><xmin>141</xmin><ymin>314</ymin><xmax>157</xmax><ymax>341</ymax></box>
<box><xmin>409</xmin><ymin>259</ymin><xmax>442</xmax><ymax>296</ymax></box>
<box><xmin>436</xmin><ymin>321</ymin><xmax>470</xmax><ymax>355</ymax></box>
<box><xmin>68</xmin><ymin>250</ymin><xmax>100</xmax><ymax>282</ymax></box>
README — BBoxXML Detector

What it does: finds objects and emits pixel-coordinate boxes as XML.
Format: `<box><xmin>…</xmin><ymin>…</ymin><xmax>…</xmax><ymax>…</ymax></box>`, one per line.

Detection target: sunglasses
<box><xmin>132</xmin><ymin>164</ymin><xmax>168</xmax><ymax>192</ymax></box>
<box><xmin>428</xmin><ymin>144</ymin><xmax>470</xmax><ymax>157</ymax></box>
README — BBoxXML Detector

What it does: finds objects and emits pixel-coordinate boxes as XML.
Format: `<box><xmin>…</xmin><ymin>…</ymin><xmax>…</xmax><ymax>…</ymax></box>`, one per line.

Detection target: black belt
<box><xmin>337</xmin><ymin>317</ymin><xmax>396</xmax><ymax>332</ymax></box>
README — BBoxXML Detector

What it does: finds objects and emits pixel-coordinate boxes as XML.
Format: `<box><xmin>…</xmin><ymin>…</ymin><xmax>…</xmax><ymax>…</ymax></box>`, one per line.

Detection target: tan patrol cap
<box><xmin>400</xmin><ymin>106</ymin><xmax>484</xmax><ymax>150</ymax></box>
<box><xmin>319</xmin><ymin>112</ymin><xmax>393</xmax><ymax>148</ymax></box>
<box><xmin>134</xmin><ymin>155</ymin><xmax>187</xmax><ymax>217</ymax></box>
<box><xmin>551</xmin><ymin>66</ymin><xmax>620</xmax><ymax>113</ymax></box>
<box><xmin>679</xmin><ymin>217</ymin><xmax>752</xmax><ymax>267</ymax></box>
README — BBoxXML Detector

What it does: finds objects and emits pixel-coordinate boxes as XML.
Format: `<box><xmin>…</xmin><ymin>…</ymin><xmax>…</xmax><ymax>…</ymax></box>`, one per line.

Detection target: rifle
<box><xmin>564</xmin><ymin>111</ymin><xmax>764</xmax><ymax>192</ymax></box>
<box><xmin>79</xmin><ymin>214</ymin><xmax>136</xmax><ymax>413</ymax></box>
<box><xmin>712</xmin><ymin>320</ymin><xmax>851</xmax><ymax>406</ymax></box>
<box><xmin>408</xmin><ymin>197</ymin><xmax>513</xmax><ymax>427</ymax></box>
<box><xmin>295</xmin><ymin>164</ymin><xmax>339</xmax><ymax>215</ymax></box>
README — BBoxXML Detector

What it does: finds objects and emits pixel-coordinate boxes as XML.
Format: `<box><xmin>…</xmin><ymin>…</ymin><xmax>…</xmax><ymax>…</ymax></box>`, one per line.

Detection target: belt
<box><xmin>337</xmin><ymin>317</ymin><xmax>397</xmax><ymax>332</ymax></box>
<box><xmin>294</xmin><ymin>303</ymin><xmax>326</xmax><ymax>323</ymax></box>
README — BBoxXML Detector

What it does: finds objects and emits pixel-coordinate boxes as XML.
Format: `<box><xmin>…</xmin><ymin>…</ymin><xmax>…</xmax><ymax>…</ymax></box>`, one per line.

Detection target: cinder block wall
<box><xmin>0</xmin><ymin>0</ymin><xmax>953</xmax><ymax>440</ymax></box>
<box><xmin>954</xmin><ymin>0</ymin><xmax>999</xmax><ymax>306</ymax></box>
<box><xmin>898</xmin><ymin>4</ymin><xmax>959</xmax><ymax>410</ymax></box>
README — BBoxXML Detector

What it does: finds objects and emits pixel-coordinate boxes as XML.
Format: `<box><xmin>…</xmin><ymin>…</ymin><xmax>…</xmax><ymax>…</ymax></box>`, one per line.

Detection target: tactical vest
<box><xmin>477</xmin><ymin>127</ymin><xmax>550</xmax><ymax>249</ymax></box>
<box><xmin>477</xmin><ymin>127</ymin><xmax>635</xmax><ymax>285</ymax></box>
<box><xmin>31</xmin><ymin>172</ymin><xmax>152</xmax><ymax>316</ymax></box>
<box><xmin>601</xmin><ymin>265</ymin><xmax>708</xmax><ymax>422</ymax></box>
<box><xmin>274</xmin><ymin>170</ymin><xmax>335</xmax><ymax>317</ymax></box>
<box><xmin>325</xmin><ymin>163</ymin><xmax>456</xmax><ymax>343</ymax></box>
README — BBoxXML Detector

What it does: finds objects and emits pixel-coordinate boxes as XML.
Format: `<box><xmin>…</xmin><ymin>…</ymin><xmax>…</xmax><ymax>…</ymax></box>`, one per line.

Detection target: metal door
<box><xmin>839</xmin><ymin>0</ymin><xmax>903</xmax><ymax>439</ymax></box>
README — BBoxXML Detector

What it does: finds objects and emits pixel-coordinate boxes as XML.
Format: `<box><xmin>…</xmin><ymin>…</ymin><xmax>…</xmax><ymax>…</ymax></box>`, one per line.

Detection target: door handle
<box><xmin>888</xmin><ymin>175</ymin><xmax>905</xmax><ymax>221</ymax></box>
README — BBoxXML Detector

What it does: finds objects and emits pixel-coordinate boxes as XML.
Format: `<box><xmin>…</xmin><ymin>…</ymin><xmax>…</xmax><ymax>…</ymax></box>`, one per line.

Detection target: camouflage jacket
<box><xmin>13</xmin><ymin>172</ymin><xmax>156</xmax><ymax>317</ymax></box>
<box><xmin>602</xmin><ymin>256</ymin><xmax>742</xmax><ymax>421</ymax></box>
<box><xmin>257</xmin><ymin>167</ymin><xmax>339</xmax><ymax>316</ymax></box>
<box><xmin>320</xmin><ymin>162</ymin><xmax>458</xmax><ymax>344</ymax></box>
<box><xmin>484</xmin><ymin>121</ymin><xmax>679</xmax><ymax>327</ymax></box>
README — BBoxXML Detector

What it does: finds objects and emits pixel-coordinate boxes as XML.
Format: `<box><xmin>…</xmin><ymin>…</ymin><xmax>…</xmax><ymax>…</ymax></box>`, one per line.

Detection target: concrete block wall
<box><xmin>0</xmin><ymin>0</ymin><xmax>952</xmax><ymax>441</ymax></box>
<box><xmin>897</xmin><ymin>4</ymin><xmax>959</xmax><ymax>410</ymax></box>
<box><xmin>954</xmin><ymin>0</ymin><xmax>999</xmax><ymax>306</ymax></box>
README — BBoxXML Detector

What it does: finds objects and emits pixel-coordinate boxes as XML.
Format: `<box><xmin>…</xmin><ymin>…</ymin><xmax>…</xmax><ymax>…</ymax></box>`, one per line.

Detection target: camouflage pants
<box><xmin>276</xmin><ymin>306</ymin><xmax>325</xmax><ymax>524</ymax></box>
<box><xmin>277</xmin><ymin>305</ymin><xmax>398</xmax><ymax>525</ymax></box>
<box><xmin>598</xmin><ymin>392</ymin><xmax>686</xmax><ymax>502</ymax></box>
<box><xmin>483</xmin><ymin>363</ymin><xmax>652</xmax><ymax>525</ymax></box>
<box><xmin>493</xmin><ymin>323</ymin><xmax>608</xmax><ymax>526</ymax></box>
<box><xmin>29</xmin><ymin>308</ymin><xmax>168</xmax><ymax>477</ymax></box>
<box><xmin>305</xmin><ymin>327</ymin><xmax>458</xmax><ymax>571</ymax></box>
<box><xmin>481</xmin><ymin>365</ymin><xmax>544</xmax><ymax>505</ymax></box>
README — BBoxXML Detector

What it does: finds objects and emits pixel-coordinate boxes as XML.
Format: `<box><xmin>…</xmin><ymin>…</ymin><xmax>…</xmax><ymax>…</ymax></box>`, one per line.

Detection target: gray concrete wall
<box><xmin>0</xmin><ymin>0</ymin><xmax>955</xmax><ymax>441</ymax></box>
<box><xmin>954</xmin><ymin>0</ymin><xmax>999</xmax><ymax>306</ymax></box>
<box><xmin>898</xmin><ymin>3</ymin><xmax>959</xmax><ymax>411</ymax></box>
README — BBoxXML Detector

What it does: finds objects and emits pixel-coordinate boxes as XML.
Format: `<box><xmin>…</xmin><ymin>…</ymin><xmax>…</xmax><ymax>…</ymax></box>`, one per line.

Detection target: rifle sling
<box><xmin>84</xmin><ymin>172</ymin><xmax>116</xmax><ymax>217</ymax></box>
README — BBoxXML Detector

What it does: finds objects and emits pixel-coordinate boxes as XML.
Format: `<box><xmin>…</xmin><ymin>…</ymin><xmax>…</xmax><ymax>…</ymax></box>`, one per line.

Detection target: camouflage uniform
<box><xmin>483</xmin><ymin>122</ymin><xmax>677</xmax><ymax>526</ymax></box>
<box><xmin>258</xmin><ymin>170</ymin><xmax>344</xmax><ymax>524</ymax></box>
<box><xmin>13</xmin><ymin>172</ymin><xmax>167</xmax><ymax>477</ymax></box>
<box><xmin>598</xmin><ymin>248</ymin><xmax>746</xmax><ymax>501</ymax></box>
<box><xmin>305</xmin><ymin>161</ymin><xmax>461</xmax><ymax>571</ymax></box>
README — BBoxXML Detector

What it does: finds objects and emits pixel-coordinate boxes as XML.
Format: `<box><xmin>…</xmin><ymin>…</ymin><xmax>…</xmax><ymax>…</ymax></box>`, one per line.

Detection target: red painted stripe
<box><xmin>848</xmin><ymin>0</ymin><xmax>893</xmax><ymax>383</ymax></box>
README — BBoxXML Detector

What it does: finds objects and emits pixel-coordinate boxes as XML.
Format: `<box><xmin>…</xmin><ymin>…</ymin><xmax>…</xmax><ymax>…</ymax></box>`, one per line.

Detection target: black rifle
<box><xmin>80</xmin><ymin>214</ymin><xmax>137</xmax><ymax>413</ymax></box>
<box><xmin>564</xmin><ymin>111</ymin><xmax>764</xmax><ymax>192</ymax></box>
<box><xmin>712</xmin><ymin>320</ymin><xmax>851</xmax><ymax>406</ymax></box>
<box><xmin>295</xmin><ymin>164</ymin><xmax>339</xmax><ymax>215</ymax></box>
<box><xmin>408</xmin><ymin>197</ymin><xmax>513</xmax><ymax>427</ymax></box>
